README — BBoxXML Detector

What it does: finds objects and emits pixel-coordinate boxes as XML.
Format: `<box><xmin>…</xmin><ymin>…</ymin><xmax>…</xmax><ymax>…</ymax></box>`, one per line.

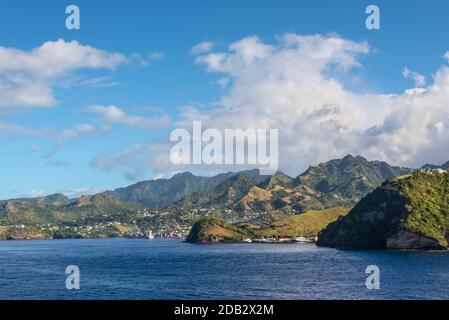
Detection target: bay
<box><xmin>0</xmin><ymin>238</ymin><xmax>448</xmax><ymax>300</ymax></box>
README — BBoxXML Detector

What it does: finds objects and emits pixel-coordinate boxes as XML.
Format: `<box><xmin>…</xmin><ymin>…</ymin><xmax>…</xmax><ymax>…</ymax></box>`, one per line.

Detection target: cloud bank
<box><xmin>85</xmin><ymin>105</ymin><xmax>171</xmax><ymax>129</ymax></box>
<box><xmin>0</xmin><ymin>39</ymin><xmax>128</xmax><ymax>110</ymax></box>
<box><xmin>95</xmin><ymin>33</ymin><xmax>449</xmax><ymax>178</ymax></box>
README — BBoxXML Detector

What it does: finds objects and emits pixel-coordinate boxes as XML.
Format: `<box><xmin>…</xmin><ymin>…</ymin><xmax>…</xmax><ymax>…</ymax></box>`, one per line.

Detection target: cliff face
<box><xmin>386</xmin><ymin>230</ymin><xmax>443</xmax><ymax>250</ymax></box>
<box><xmin>317</xmin><ymin>173</ymin><xmax>449</xmax><ymax>250</ymax></box>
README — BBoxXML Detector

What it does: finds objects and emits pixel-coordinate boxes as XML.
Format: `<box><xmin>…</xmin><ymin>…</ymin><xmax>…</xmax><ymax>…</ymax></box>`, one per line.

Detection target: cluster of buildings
<box><xmin>416</xmin><ymin>168</ymin><xmax>448</xmax><ymax>174</ymax></box>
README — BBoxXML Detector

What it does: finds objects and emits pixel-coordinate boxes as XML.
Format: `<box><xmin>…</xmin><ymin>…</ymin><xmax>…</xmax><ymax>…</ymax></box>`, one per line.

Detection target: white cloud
<box><xmin>22</xmin><ymin>187</ymin><xmax>101</xmax><ymax>199</ymax></box>
<box><xmin>0</xmin><ymin>39</ymin><xmax>127</xmax><ymax>109</ymax></box>
<box><xmin>130</xmin><ymin>51</ymin><xmax>165</xmax><ymax>66</ymax></box>
<box><xmin>45</xmin><ymin>104</ymin><xmax>171</xmax><ymax>157</ymax></box>
<box><xmin>60</xmin><ymin>124</ymin><xmax>98</xmax><ymax>140</ymax></box>
<box><xmin>0</xmin><ymin>121</ymin><xmax>52</xmax><ymax>136</ymax></box>
<box><xmin>404</xmin><ymin>87</ymin><xmax>426</xmax><ymax>95</ymax></box>
<box><xmin>444</xmin><ymin>51</ymin><xmax>449</xmax><ymax>63</ymax></box>
<box><xmin>403</xmin><ymin>67</ymin><xmax>426</xmax><ymax>87</ymax></box>
<box><xmin>30</xmin><ymin>144</ymin><xmax>41</xmax><ymax>152</ymax></box>
<box><xmin>190</xmin><ymin>41</ymin><xmax>214</xmax><ymax>55</ymax></box>
<box><xmin>188</xmin><ymin>34</ymin><xmax>449</xmax><ymax>173</ymax></box>
<box><xmin>148</xmin><ymin>51</ymin><xmax>165</xmax><ymax>60</ymax></box>
<box><xmin>92</xmin><ymin>33</ymin><xmax>449</xmax><ymax>178</ymax></box>
<box><xmin>90</xmin><ymin>143</ymin><xmax>149</xmax><ymax>180</ymax></box>
<box><xmin>91</xmin><ymin>144</ymin><xmax>145</xmax><ymax>171</ymax></box>
<box><xmin>80</xmin><ymin>76</ymin><xmax>120</xmax><ymax>88</ymax></box>
<box><xmin>85</xmin><ymin>105</ymin><xmax>171</xmax><ymax>129</ymax></box>
<box><xmin>49</xmin><ymin>123</ymin><xmax>108</xmax><ymax>156</ymax></box>
<box><xmin>46</xmin><ymin>160</ymin><xmax>69</xmax><ymax>168</ymax></box>
<box><xmin>216</xmin><ymin>77</ymin><xmax>230</xmax><ymax>87</ymax></box>
<box><xmin>24</xmin><ymin>190</ymin><xmax>48</xmax><ymax>198</ymax></box>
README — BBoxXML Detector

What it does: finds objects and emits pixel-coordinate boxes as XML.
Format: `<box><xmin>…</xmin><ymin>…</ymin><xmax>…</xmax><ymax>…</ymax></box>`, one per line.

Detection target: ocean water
<box><xmin>0</xmin><ymin>238</ymin><xmax>448</xmax><ymax>300</ymax></box>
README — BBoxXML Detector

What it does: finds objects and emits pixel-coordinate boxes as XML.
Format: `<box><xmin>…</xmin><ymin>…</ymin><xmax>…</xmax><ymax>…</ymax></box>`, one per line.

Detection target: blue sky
<box><xmin>1</xmin><ymin>0</ymin><xmax>449</xmax><ymax>199</ymax></box>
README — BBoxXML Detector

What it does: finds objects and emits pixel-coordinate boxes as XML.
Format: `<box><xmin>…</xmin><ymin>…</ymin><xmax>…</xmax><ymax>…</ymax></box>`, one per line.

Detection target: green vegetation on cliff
<box><xmin>317</xmin><ymin>172</ymin><xmax>449</xmax><ymax>250</ymax></box>
<box><xmin>256</xmin><ymin>207</ymin><xmax>350</xmax><ymax>238</ymax></box>
<box><xmin>186</xmin><ymin>217</ymin><xmax>251</xmax><ymax>243</ymax></box>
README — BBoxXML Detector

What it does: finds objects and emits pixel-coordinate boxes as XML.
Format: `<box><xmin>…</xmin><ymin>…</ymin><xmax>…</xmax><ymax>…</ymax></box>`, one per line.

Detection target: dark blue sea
<box><xmin>1</xmin><ymin>238</ymin><xmax>448</xmax><ymax>300</ymax></box>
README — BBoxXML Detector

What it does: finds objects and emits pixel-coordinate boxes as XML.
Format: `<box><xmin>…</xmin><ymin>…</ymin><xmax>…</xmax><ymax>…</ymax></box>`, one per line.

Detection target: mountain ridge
<box><xmin>103</xmin><ymin>171</ymin><xmax>237</xmax><ymax>208</ymax></box>
<box><xmin>0</xmin><ymin>155</ymin><xmax>415</xmax><ymax>230</ymax></box>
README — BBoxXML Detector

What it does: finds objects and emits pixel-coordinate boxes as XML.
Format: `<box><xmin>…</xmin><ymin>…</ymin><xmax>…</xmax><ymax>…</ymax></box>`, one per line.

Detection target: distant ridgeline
<box><xmin>6</xmin><ymin>154</ymin><xmax>449</xmax><ymax>248</ymax></box>
<box><xmin>173</xmin><ymin>155</ymin><xmax>410</xmax><ymax>216</ymax></box>
<box><xmin>0</xmin><ymin>193</ymin><xmax>141</xmax><ymax>225</ymax></box>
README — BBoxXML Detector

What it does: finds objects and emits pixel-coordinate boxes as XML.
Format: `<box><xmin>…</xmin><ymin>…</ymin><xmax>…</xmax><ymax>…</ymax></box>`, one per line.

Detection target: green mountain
<box><xmin>237</xmin><ymin>155</ymin><xmax>411</xmax><ymax>214</ymax></box>
<box><xmin>64</xmin><ymin>193</ymin><xmax>141</xmax><ymax>215</ymax></box>
<box><xmin>238</xmin><ymin>172</ymin><xmax>298</xmax><ymax>213</ymax></box>
<box><xmin>175</xmin><ymin>169</ymin><xmax>269</xmax><ymax>208</ymax></box>
<box><xmin>0</xmin><ymin>155</ymin><xmax>416</xmax><ymax>240</ymax></box>
<box><xmin>0</xmin><ymin>193</ymin><xmax>140</xmax><ymax>225</ymax></box>
<box><xmin>258</xmin><ymin>172</ymin><xmax>293</xmax><ymax>189</ymax></box>
<box><xmin>104</xmin><ymin>171</ymin><xmax>235</xmax><ymax>208</ymax></box>
<box><xmin>176</xmin><ymin>155</ymin><xmax>411</xmax><ymax>219</ymax></box>
<box><xmin>317</xmin><ymin>172</ymin><xmax>449</xmax><ymax>250</ymax></box>
<box><xmin>0</xmin><ymin>194</ymin><xmax>72</xmax><ymax>225</ymax></box>
<box><xmin>0</xmin><ymin>193</ymin><xmax>71</xmax><ymax>208</ymax></box>
<box><xmin>186</xmin><ymin>217</ymin><xmax>251</xmax><ymax>243</ymax></box>
<box><xmin>296</xmin><ymin>154</ymin><xmax>410</xmax><ymax>203</ymax></box>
